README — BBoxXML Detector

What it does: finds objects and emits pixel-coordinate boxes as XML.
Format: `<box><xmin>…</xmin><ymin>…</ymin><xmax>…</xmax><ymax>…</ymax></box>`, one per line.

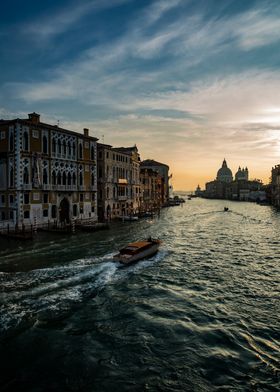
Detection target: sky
<box><xmin>1</xmin><ymin>0</ymin><xmax>280</xmax><ymax>190</ymax></box>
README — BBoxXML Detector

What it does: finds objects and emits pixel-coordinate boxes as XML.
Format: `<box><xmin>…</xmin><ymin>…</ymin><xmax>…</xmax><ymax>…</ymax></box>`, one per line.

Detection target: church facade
<box><xmin>204</xmin><ymin>159</ymin><xmax>264</xmax><ymax>201</ymax></box>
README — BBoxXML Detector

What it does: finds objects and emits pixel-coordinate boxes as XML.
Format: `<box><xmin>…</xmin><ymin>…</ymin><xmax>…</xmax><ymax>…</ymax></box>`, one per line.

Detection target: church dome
<box><xmin>216</xmin><ymin>159</ymin><xmax>233</xmax><ymax>182</ymax></box>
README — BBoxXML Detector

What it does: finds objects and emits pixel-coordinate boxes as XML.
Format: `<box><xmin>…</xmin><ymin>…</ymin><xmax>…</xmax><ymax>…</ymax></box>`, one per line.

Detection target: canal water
<box><xmin>0</xmin><ymin>198</ymin><xmax>279</xmax><ymax>391</ymax></box>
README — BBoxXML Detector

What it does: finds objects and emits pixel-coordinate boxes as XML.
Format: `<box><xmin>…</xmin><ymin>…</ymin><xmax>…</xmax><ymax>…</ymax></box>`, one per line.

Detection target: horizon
<box><xmin>1</xmin><ymin>0</ymin><xmax>280</xmax><ymax>189</ymax></box>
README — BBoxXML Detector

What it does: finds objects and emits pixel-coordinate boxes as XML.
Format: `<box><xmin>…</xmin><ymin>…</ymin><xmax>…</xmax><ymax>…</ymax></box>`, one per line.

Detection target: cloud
<box><xmin>22</xmin><ymin>0</ymin><xmax>132</xmax><ymax>42</ymax></box>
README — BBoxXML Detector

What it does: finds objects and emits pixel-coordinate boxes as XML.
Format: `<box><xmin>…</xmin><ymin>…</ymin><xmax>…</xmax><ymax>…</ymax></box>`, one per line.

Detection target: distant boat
<box><xmin>224</xmin><ymin>207</ymin><xmax>229</xmax><ymax>212</ymax></box>
<box><xmin>113</xmin><ymin>238</ymin><xmax>161</xmax><ymax>265</ymax></box>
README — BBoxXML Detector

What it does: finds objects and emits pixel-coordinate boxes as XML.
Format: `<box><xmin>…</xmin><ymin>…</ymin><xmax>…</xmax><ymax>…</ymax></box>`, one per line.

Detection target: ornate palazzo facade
<box><xmin>0</xmin><ymin>113</ymin><xmax>98</xmax><ymax>226</ymax></box>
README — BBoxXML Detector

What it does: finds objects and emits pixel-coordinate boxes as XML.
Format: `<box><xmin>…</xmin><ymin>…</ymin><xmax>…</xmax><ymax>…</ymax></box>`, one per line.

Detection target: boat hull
<box><xmin>114</xmin><ymin>243</ymin><xmax>160</xmax><ymax>265</ymax></box>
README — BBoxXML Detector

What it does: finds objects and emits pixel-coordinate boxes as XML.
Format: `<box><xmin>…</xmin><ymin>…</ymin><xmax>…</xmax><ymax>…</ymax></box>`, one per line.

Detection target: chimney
<box><xmin>28</xmin><ymin>112</ymin><xmax>40</xmax><ymax>124</ymax></box>
<box><xmin>83</xmin><ymin>128</ymin><xmax>89</xmax><ymax>137</ymax></box>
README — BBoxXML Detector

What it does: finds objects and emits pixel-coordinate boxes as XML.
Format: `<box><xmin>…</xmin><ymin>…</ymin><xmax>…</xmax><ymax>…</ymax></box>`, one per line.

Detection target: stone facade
<box><xmin>140</xmin><ymin>159</ymin><xmax>169</xmax><ymax>203</ymax></box>
<box><xmin>0</xmin><ymin>113</ymin><xmax>98</xmax><ymax>226</ymax></box>
<box><xmin>97</xmin><ymin>144</ymin><xmax>141</xmax><ymax>220</ymax></box>
<box><xmin>139</xmin><ymin>167</ymin><xmax>164</xmax><ymax>212</ymax></box>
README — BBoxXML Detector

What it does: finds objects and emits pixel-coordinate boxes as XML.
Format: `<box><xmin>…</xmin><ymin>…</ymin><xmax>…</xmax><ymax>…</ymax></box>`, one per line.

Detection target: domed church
<box><xmin>216</xmin><ymin>159</ymin><xmax>233</xmax><ymax>183</ymax></box>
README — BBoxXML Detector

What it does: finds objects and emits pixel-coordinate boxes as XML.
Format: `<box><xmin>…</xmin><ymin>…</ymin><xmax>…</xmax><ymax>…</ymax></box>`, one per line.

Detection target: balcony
<box><xmin>42</xmin><ymin>184</ymin><xmax>51</xmax><ymax>190</ymax></box>
<box><xmin>118</xmin><ymin>196</ymin><xmax>127</xmax><ymax>201</ymax></box>
<box><xmin>66</xmin><ymin>185</ymin><xmax>78</xmax><ymax>191</ymax></box>
<box><xmin>78</xmin><ymin>185</ymin><xmax>86</xmax><ymax>191</ymax></box>
<box><xmin>22</xmin><ymin>184</ymin><xmax>32</xmax><ymax>190</ymax></box>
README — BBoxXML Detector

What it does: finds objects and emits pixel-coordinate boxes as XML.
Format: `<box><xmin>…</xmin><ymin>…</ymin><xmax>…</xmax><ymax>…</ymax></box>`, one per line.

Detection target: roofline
<box><xmin>0</xmin><ymin>118</ymin><xmax>98</xmax><ymax>141</ymax></box>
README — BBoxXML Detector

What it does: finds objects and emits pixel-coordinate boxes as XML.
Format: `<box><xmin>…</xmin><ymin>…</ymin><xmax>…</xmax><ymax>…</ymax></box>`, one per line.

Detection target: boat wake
<box><xmin>0</xmin><ymin>250</ymin><xmax>167</xmax><ymax>340</ymax></box>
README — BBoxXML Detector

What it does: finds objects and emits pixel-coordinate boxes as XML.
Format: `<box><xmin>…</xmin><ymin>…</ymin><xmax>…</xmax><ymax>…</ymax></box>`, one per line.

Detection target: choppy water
<box><xmin>0</xmin><ymin>198</ymin><xmax>279</xmax><ymax>392</ymax></box>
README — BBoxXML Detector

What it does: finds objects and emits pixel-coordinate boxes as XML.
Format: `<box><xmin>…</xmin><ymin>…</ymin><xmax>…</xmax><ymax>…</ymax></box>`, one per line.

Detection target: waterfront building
<box><xmin>0</xmin><ymin>113</ymin><xmax>98</xmax><ymax>226</ymax></box>
<box><xmin>97</xmin><ymin>144</ymin><xmax>141</xmax><ymax>220</ymax></box>
<box><xmin>140</xmin><ymin>159</ymin><xmax>170</xmax><ymax>203</ymax></box>
<box><xmin>271</xmin><ymin>164</ymin><xmax>280</xmax><ymax>207</ymax></box>
<box><xmin>204</xmin><ymin>159</ymin><xmax>263</xmax><ymax>201</ymax></box>
<box><xmin>139</xmin><ymin>167</ymin><xmax>164</xmax><ymax>212</ymax></box>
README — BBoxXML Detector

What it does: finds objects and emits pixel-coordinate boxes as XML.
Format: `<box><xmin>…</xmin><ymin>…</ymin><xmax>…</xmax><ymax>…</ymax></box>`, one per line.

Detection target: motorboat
<box><xmin>113</xmin><ymin>238</ymin><xmax>161</xmax><ymax>265</ymax></box>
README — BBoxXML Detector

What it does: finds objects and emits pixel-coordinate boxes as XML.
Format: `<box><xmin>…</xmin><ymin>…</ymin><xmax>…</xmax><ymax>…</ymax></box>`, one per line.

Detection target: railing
<box><xmin>42</xmin><ymin>184</ymin><xmax>51</xmax><ymax>190</ymax></box>
<box><xmin>22</xmin><ymin>184</ymin><xmax>32</xmax><ymax>190</ymax></box>
<box><xmin>78</xmin><ymin>185</ymin><xmax>86</xmax><ymax>191</ymax></box>
<box><xmin>118</xmin><ymin>196</ymin><xmax>127</xmax><ymax>201</ymax></box>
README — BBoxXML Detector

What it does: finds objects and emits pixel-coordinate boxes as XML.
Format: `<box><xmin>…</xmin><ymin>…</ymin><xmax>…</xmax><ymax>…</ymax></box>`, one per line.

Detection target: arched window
<box><xmin>43</xmin><ymin>168</ymin><xmax>48</xmax><ymax>184</ymax></box>
<box><xmin>58</xmin><ymin>139</ymin><xmax>61</xmax><ymax>154</ymax></box>
<box><xmin>62</xmin><ymin>172</ymin><xmax>66</xmax><ymax>185</ymax></box>
<box><xmin>67</xmin><ymin>141</ymin><xmax>71</xmax><ymax>157</ymax></box>
<box><xmin>90</xmin><ymin>145</ymin><xmax>94</xmax><ymax>160</ymax></box>
<box><xmin>107</xmin><ymin>187</ymin><xmax>109</xmax><ymax>199</ymax></box>
<box><xmin>57</xmin><ymin>172</ymin><xmax>61</xmax><ymax>185</ymax></box>
<box><xmin>9</xmin><ymin>132</ymin><xmax>14</xmax><ymax>152</ymax></box>
<box><xmin>43</xmin><ymin>135</ymin><xmax>48</xmax><ymax>154</ymax></box>
<box><xmin>79</xmin><ymin>143</ymin><xmax>83</xmax><ymax>159</ymax></box>
<box><xmin>73</xmin><ymin>204</ymin><xmax>77</xmax><ymax>217</ymax></box>
<box><xmin>91</xmin><ymin>173</ymin><xmax>95</xmax><ymax>186</ymax></box>
<box><xmin>23</xmin><ymin>167</ymin><xmax>29</xmax><ymax>184</ymax></box>
<box><xmin>72</xmin><ymin>143</ymin><xmax>76</xmax><ymax>158</ymax></box>
<box><xmin>52</xmin><ymin>171</ymin><xmax>56</xmax><ymax>185</ymax></box>
<box><xmin>9</xmin><ymin>167</ymin><xmax>14</xmax><ymax>187</ymax></box>
<box><xmin>79</xmin><ymin>172</ymin><xmax>83</xmax><ymax>186</ymax></box>
<box><xmin>72</xmin><ymin>173</ymin><xmax>76</xmax><ymax>185</ymax></box>
<box><xmin>51</xmin><ymin>205</ymin><xmax>57</xmax><ymax>219</ymax></box>
<box><xmin>67</xmin><ymin>173</ymin><xmax>71</xmax><ymax>186</ymax></box>
<box><xmin>52</xmin><ymin>138</ymin><xmax>56</xmax><ymax>154</ymax></box>
<box><xmin>23</xmin><ymin>132</ymin><xmax>29</xmax><ymax>151</ymax></box>
<box><xmin>63</xmin><ymin>140</ymin><xmax>66</xmax><ymax>155</ymax></box>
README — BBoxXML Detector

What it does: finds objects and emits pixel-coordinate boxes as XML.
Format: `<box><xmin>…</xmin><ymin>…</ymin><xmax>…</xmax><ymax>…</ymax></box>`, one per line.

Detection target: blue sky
<box><xmin>1</xmin><ymin>0</ymin><xmax>280</xmax><ymax>188</ymax></box>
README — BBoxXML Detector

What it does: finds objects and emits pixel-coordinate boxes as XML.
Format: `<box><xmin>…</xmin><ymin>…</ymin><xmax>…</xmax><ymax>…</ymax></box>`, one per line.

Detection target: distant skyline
<box><xmin>1</xmin><ymin>0</ymin><xmax>280</xmax><ymax>189</ymax></box>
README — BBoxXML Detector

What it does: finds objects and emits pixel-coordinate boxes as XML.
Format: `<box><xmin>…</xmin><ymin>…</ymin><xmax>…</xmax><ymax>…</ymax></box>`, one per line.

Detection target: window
<box><xmin>72</xmin><ymin>143</ymin><xmax>76</xmax><ymax>157</ymax></box>
<box><xmin>80</xmin><ymin>194</ymin><xmax>84</xmax><ymax>202</ymax></box>
<box><xmin>9</xmin><ymin>195</ymin><xmax>14</xmax><ymax>205</ymax></box>
<box><xmin>43</xmin><ymin>135</ymin><xmax>48</xmax><ymax>154</ymax></box>
<box><xmin>73</xmin><ymin>204</ymin><xmax>77</xmax><ymax>216</ymax></box>
<box><xmin>24</xmin><ymin>193</ymin><xmax>29</xmax><ymax>205</ymax></box>
<box><xmin>23</xmin><ymin>131</ymin><xmax>29</xmax><ymax>151</ymax></box>
<box><xmin>91</xmin><ymin>173</ymin><xmax>95</xmax><ymax>186</ymax></box>
<box><xmin>1</xmin><ymin>195</ymin><xmax>5</xmax><ymax>204</ymax></box>
<box><xmin>9</xmin><ymin>167</ymin><xmax>14</xmax><ymax>187</ymax></box>
<box><xmin>80</xmin><ymin>206</ymin><xmax>83</xmax><ymax>214</ymax></box>
<box><xmin>1</xmin><ymin>131</ymin><xmax>5</xmax><ymax>140</ymax></box>
<box><xmin>79</xmin><ymin>143</ymin><xmax>83</xmax><ymax>159</ymax></box>
<box><xmin>52</xmin><ymin>138</ymin><xmax>56</xmax><ymax>154</ymax></box>
<box><xmin>51</xmin><ymin>205</ymin><xmax>57</xmax><ymax>219</ymax></box>
<box><xmin>32</xmin><ymin>130</ymin><xmax>39</xmax><ymax>139</ymax></box>
<box><xmin>63</xmin><ymin>141</ymin><xmax>66</xmax><ymax>155</ymax></box>
<box><xmin>72</xmin><ymin>173</ymin><xmax>76</xmax><ymax>186</ymax></box>
<box><xmin>91</xmin><ymin>193</ymin><xmax>95</xmax><ymax>201</ymax></box>
<box><xmin>62</xmin><ymin>172</ymin><xmax>66</xmax><ymax>186</ymax></box>
<box><xmin>9</xmin><ymin>211</ymin><xmax>14</xmax><ymax>220</ymax></box>
<box><xmin>1</xmin><ymin>211</ymin><xmax>5</xmax><ymax>220</ymax></box>
<box><xmin>23</xmin><ymin>167</ymin><xmax>29</xmax><ymax>184</ymax></box>
<box><xmin>33</xmin><ymin>193</ymin><xmax>40</xmax><ymax>201</ymax></box>
<box><xmin>91</xmin><ymin>206</ymin><xmax>95</xmax><ymax>213</ymax></box>
<box><xmin>107</xmin><ymin>187</ymin><xmax>109</xmax><ymax>199</ymax></box>
<box><xmin>58</xmin><ymin>139</ymin><xmax>61</xmax><ymax>154</ymax></box>
<box><xmin>9</xmin><ymin>131</ymin><xmax>14</xmax><ymax>152</ymax></box>
<box><xmin>67</xmin><ymin>173</ymin><xmax>71</xmax><ymax>186</ymax></box>
<box><xmin>106</xmin><ymin>152</ymin><xmax>109</xmax><ymax>159</ymax></box>
<box><xmin>52</xmin><ymin>171</ymin><xmax>56</xmax><ymax>185</ymax></box>
<box><xmin>79</xmin><ymin>172</ymin><xmax>83</xmax><ymax>186</ymax></box>
<box><xmin>24</xmin><ymin>210</ymin><xmax>30</xmax><ymax>219</ymax></box>
<box><xmin>43</xmin><ymin>209</ymin><xmax>48</xmax><ymax>217</ymax></box>
<box><xmin>43</xmin><ymin>168</ymin><xmax>48</xmax><ymax>184</ymax></box>
<box><xmin>67</xmin><ymin>141</ymin><xmax>71</xmax><ymax>156</ymax></box>
<box><xmin>43</xmin><ymin>193</ymin><xmax>48</xmax><ymax>203</ymax></box>
<box><xmin>91</xmin><ymin>146</ymin><xmax>95</xmax><ymax>160</ymax></box>
<box><xmin>57</xmin><ymin>172</ymin><xmax>61</xmax><ymax>185</ymax></box>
